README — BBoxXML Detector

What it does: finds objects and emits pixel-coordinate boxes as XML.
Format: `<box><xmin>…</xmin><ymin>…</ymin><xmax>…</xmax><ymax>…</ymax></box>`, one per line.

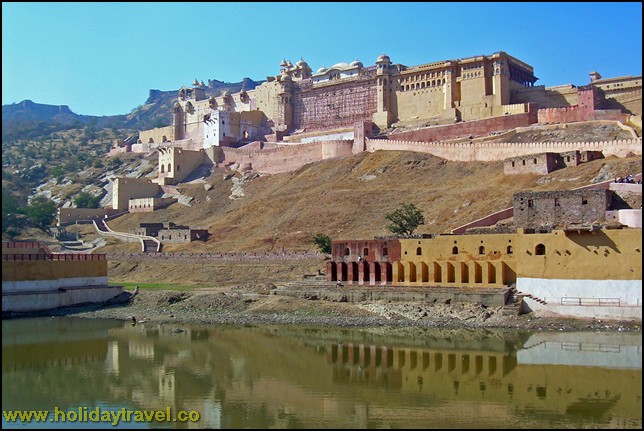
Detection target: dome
<box><xmin>376</xmin><ymin>54</ymin><xmax>390</xmax><ymax>63</ymax></box>
<box><xmin>330</xmin><ymin>62</ymin><xmax>351</xmax><ymax>70</ymax></box>
<box><xmin>316</xmin><ymin>66</ymin><xmax>328</xmax><ymax>74</ymax></box>
<box><xmin>350</xmin><ymin>60</ymin><xmax>363</xmax><ymax>68</ymax></box>
<box><xmin>296</xmin><ymin>58</ymin><xmax>308</xmax><ymax>67</ymax></box>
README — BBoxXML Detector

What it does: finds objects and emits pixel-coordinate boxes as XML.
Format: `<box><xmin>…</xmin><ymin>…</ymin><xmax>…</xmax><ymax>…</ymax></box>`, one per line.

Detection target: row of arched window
<box><xmin>400</xmin><ymin>79</ymin><xmax>446</xmax><ymax>92</ymax></box>
<box><xmin>342</xmin><ymin>244</ymin><xmax>546</xmax><ymax>258</ymax></box>
<box><xmin>160</xmin><ymin>164</ymin><xmax>181</xmax><ymax>174</ymax></box>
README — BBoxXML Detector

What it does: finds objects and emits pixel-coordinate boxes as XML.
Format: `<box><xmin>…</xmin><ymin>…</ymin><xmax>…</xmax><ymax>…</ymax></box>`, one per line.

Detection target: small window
<box><xmin>533</xmin><ymin>159</ymin><xmax>537</xmax><ymax>164</ymax></box>
<box><xmin>452</xmin><ymin>246</ymin><xmax>459</xmax><ymax>255</ymax></box>
<box><xmin>554</xmin><ymin>198</ymin><xmax>560</xmax><ymax>207</ymax></box>
<box><xmin>382</xmin><ymin>247</ymin><xmax>388</xmax><ymax>256</ymax></box>
<box><xmin>416</xmin><ymin>247</ymin><xmax>422</xmax><ymax>256</ymax></box>
<box><xmin>528</xmin><ymin>199</ymin><xmax>534</xmax><ymax>208</ymax></box>
<box><xmin>363</xmin><ymin>248</ymin><xmax>369</xmax><ymax>256</ymax></box>
<box><xmin>344</xmin><ymin>248</ymin><xmax>350</xmax><ymax>256</ymax></box>
<box><xmin>479</xmin><ymin>246</ymin><xmax>486</xmax><ymax>255</ymax></box>
<box><xmin>581</xmin><ymin>198</ymin><xmax>588</xmax><ymax>205</ymax></box>
<box><xmin>507</xmin><ymin>246</ymin><xmax>513</xmax><ymax>254</ymax></box>
<box><xmin>535</xmin><ymin>244</ymin><xmax>546</xmax><ymax>255</ymax></box>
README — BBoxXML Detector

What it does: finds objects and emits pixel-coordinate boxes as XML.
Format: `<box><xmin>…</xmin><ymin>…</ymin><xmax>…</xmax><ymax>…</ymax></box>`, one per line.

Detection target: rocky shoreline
<box><xmin>6</xmin><ymin>287</ymin><xmax>641</xmax><ymax>333</ymax></box>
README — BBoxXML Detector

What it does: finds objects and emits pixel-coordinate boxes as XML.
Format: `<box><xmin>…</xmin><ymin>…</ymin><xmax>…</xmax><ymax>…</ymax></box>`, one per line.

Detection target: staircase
<box><xmin>501</xmin><ymin>285</ymin><xmax>523</xmax><ymax>316</ymax></box>
<box><xmin>142</xmin><ymin>239</ymin><xmax>160</xmax><ymax>253</ymax></box>
<box><xmin>93</xmin><ymin>219</ymin><xmax>162</xmax><ymax>253</ymax></box>
<box><xmin>281</xmin><ymin>274</ymin><xmax>338</xmax><ymax>290</ymax></box>
<box><xmin>501</xmin><ymin>285</ymin><xmax>547</xmax><ymax>316</ymax></box>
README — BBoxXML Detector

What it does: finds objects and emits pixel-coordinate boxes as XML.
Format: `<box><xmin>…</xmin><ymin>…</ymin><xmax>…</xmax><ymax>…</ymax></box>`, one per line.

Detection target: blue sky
<box><xmin>2</xmin><ymin>2</ymin><xmax>642</xmax><ymax>117</ymax></box>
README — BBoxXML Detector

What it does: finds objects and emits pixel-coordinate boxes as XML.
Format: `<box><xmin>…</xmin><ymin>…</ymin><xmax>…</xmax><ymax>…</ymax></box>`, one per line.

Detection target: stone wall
<box><xmin>223</xmin><ymin>140</ymin><xmax>353</xmax><ymax>174</ymax></box>
<box><xmin>293</xmin><ymin>78</ymin><xmax>377</xmax><ymax>131</ymax></box>
<box><xmin>367</xmin><ymin>138</ymin><xmax>641</xmax><ymax>162</ymax></box>
<box><xmin>513</xmin><ymin>189</ymin><xmax>611</xmax><ymax>229</ymax></box>
<box><xmin>57</xmin><ymin>208</ymin><xmax>123</xmax><ymax>226</ymax></box>
<box><xmin>384</xmin><ymin>108</ymin><xmax>538</xmax><ymax>142</ymax></box>
<box><xmin>112</xmin><ymin>178</ymin><xmax>161</xmax><ymax>211</ymax></box>
<box><xmin>138</xmin><ymin>126</ymin><xmax>174</xmax><ymax>144</ymax></box>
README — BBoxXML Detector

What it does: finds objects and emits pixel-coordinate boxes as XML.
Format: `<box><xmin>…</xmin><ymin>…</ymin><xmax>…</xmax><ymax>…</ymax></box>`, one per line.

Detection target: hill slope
<box><xmin>85</xmin><ymin>149</ymin><xmax>641</xmax><ymax>254</ymax></box>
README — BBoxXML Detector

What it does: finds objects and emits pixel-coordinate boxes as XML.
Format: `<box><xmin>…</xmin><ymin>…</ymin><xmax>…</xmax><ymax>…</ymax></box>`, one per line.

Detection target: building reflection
<box><xmin>2</xmin><ymin>318</ymin><xmax>641</xmax><ymax>429</ymax></box>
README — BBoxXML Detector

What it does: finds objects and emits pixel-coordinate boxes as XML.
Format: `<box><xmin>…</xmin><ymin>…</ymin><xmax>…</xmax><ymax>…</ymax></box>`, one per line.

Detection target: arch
<box><xmin>535</xmin><ymin>244</ymin><xmax>546</xmax><ymax>255</ymax></box>
<box><xmin>243</xmin><ymin>130</ymin><xmax>249</xmax><ymax>139</ymax></box>
<box><xmin>452</xmin><ymin>246</ymin><xmax>458</xmax><ymax>255</ymax></box>
<box><xmin>363</xmin><ymin>261</ymin><xmax>370</xmax><ymax>284</ymax></box>
<box><xmin>148</xmin><ymin>137</ymin><xmax>154</xmax><ymax>143</ymax></box>
<box><xmin>363</xmin><ymin>247</ymin><xmax>369</xmax><ymax>256</ymax></box>
<box><xmin>167</xmin><ymin>163</ymin><xmax>172</xmax><ymax>173</ymax></box>
<box><xmin>160</xmin><ymin>165</ymin><xmax>165</xmax><ymax>173</ymax></box>
<box><xmin>433</xmin><ymin>262</ymin><xmax>442</xmax><ymax>283</ymax></box>
<box><xmin>344</xmin><ymin>247</ymin><xmax>350</xmax><ymax>256</ymax></box>
<box><xmin>374</xmin><ymin>262</ymin><xmax>382</xmax><ymax>283</ymax></box>
<box><xmin>382</xmin><ymin>247</ymin><xmax>388</xmax><ymax>257</ymax></box>
<box><xmin>479</xmin><ymin>246</ymin><xmax>486</xmax><ymax>255</ymax></box>
<box><xmin>416</xmin><ymin>247</ymin><xmax>422</xmax><ymax>255</ymax></box>
<box><xmin>507</xmin><ymin>245</ymin><xmax>513</xmax><ymax>254</ymax></box>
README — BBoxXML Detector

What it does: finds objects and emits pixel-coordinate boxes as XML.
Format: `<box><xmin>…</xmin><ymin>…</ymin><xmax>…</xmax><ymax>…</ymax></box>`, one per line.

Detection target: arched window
<box><xmin>382</xmin><ymin>247</ymin><xmax>388</xmax><ymax>257</ymax></box>
<box><xmin>479</xmin><ymin>246</ymin><xmax>486</xmax><ymax>255</ymax></box>
<box><xmin>416</xmin><ymin>247</ymin><xmax>422</xmax><ymax>255</ymax></box>
<box><xmin>167</xmin><ymin>163</ymin><xmax>172</xmax><ymax>173</ymax></box>
<box><xmin>452</xmin><ymin>246</ymin><xmax>458</xmax><ymax>255</ymax></box>
<box><xmin>160</xmin><ymin>165</ymin><xmax>164</xmax><ymax>173</ymax></box>
<box><xmin>535</xmin><ymin>244</ymin><xmax>546</xmax><ymax>255</ymax></box>
<box><xmin>344</xmin><ymin>248</ymin><xmax>350</xmax><ymax>256</ymax></box>
<box><xmin>507</xmin><ymin>245</ymin><xmax>513</xmax><ymax>254</ymax></box>
<box><xmin>363</xmin><ymin>248</ymin><xmax>369</xmax><ymax>256</ymax></box>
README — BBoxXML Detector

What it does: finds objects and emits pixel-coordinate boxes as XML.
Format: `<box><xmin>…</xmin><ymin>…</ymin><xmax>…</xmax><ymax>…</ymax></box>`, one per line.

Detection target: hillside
<box><xmin>58</xmin><ymin>121</ymin><xmax>642</xmax><ymax>256</ymax></box>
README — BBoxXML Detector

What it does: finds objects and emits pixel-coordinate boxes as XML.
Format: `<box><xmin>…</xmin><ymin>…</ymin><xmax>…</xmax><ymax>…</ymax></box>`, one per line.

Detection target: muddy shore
<box><xmin>7</xmin><ymin>285</ymin><xmax>641</xmax><ymax>333</ymax></box>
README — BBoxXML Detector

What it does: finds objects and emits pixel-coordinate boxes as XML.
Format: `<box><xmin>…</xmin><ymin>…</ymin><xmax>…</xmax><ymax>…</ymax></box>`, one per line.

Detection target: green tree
<box><xmin>2</xmin><ymin>190</ymin><xmax>21</xmax><ymax>233</ymax></box>
<box><xmin>21</xmin><ymin>196</ymin><xmax>57</xmax><ymax>231</ymax></box>
<box><xmin>74</xmin><ymin>191</ymin><xmax>101</xmax><ymax>209</ymax></box>
<box><xmin>385</xmin><ymin>203</ymin><xmax>425</xmax><ymax>236</ymax></box>
<box><xmin>313</xmin><ymin>233</ymin><xmax>332</xmax><ymax>255</ymax></box>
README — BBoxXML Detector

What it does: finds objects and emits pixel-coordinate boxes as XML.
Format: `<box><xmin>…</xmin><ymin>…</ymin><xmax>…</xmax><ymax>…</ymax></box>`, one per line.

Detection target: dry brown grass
<box><xmin>51</xmin><ymin>121</ymin><xmax>641</xmax><ymax>256</ymax></box>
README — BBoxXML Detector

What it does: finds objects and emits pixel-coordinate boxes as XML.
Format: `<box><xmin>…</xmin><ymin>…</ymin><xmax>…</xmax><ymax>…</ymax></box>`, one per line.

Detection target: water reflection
<box><xmin>2</xmin><ymin>318</ymin><xmax>641</xmax><ymax>429</ymax></box>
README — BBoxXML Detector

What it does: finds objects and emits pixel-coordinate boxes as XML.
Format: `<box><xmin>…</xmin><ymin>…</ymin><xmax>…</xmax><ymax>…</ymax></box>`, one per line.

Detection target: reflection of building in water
<box><xmin>4</xmin><ymin>320</ymin><xmax>640</xmax><ymax>429</ymax></box>
<box><xmin>327</xmin><ymin>332</ymin><xmax>642</xmax><ymax>422</ymax></box>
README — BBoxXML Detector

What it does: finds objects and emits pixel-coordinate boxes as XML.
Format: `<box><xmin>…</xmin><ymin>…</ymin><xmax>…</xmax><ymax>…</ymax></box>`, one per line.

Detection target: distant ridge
<box><xmin>2</xmin><ymin>78</ymin><xmax>265</xmax><ymax>140</ymax></box>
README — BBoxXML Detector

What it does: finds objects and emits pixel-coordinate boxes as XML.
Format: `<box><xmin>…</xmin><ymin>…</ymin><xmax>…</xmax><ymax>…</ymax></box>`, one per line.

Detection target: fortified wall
<box><xmin>385</xmin><ymin>107</ymin><xmax>538</xmax><ymax>142</ymax></box>
<box><xmin>292</xmin><ymin>73</ymin><xmax>378</xmax><ymax>131</ymax></box>
<box><xmin>365</xmin><ymin>137</ymin><xmax>641</xmax><ymax>162</ymax></box>
<box><xmin>222</xmin><ymin>140</ymin><xmax>354</xmax><ymax>174</ymax></box>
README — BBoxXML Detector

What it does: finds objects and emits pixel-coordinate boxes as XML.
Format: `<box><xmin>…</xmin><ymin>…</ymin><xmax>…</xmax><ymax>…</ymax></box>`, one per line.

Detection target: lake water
<box><xmin>2</xmin><ymin>317</ymin><xmax>642</xmax><ymax>429</ymax></box>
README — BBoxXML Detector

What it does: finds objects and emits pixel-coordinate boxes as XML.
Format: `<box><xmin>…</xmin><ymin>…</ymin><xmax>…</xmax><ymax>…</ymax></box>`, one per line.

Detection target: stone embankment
<box><xmin>20</xmin><ymin>286</ymin><xmax>642</xmax><ymax>333</ymax></box>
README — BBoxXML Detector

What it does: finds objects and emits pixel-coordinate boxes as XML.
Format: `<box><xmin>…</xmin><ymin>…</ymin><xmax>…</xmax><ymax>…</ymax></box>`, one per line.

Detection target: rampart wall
<box><xmin>2</xmin><ymin>254</ymin><xmax>107</xmax><ymax>289</ymax></box>
<box><xmin>366</xmin><ymin>138</ymin><xmax>642</xmax><ymax>162</ymax></box>
<box><xmin>386</xmin><ymin>109</ymin><xmax>538</xmax><ymax>142</ymax></box>
<box><xmin>138</xmin><ymin>126</ymin><xmax>173</xmax><ymax>144</ymax></box>
<box><xmin>57</xmin><ymin>208</ymin><xmax>123</xmax><ymax>226</ymax></box>
<box><xmin>223</xmin><ymin>140</ymin><xmax>354</xmax><ymax>174</ymax></box>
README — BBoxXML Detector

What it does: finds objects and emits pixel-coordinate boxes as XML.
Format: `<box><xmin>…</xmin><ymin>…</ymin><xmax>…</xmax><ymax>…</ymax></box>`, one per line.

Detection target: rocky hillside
<box><xmin>47</xmin><ymin>121</ymin><xmax>639</xmax><ymax>257</ymax></box>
